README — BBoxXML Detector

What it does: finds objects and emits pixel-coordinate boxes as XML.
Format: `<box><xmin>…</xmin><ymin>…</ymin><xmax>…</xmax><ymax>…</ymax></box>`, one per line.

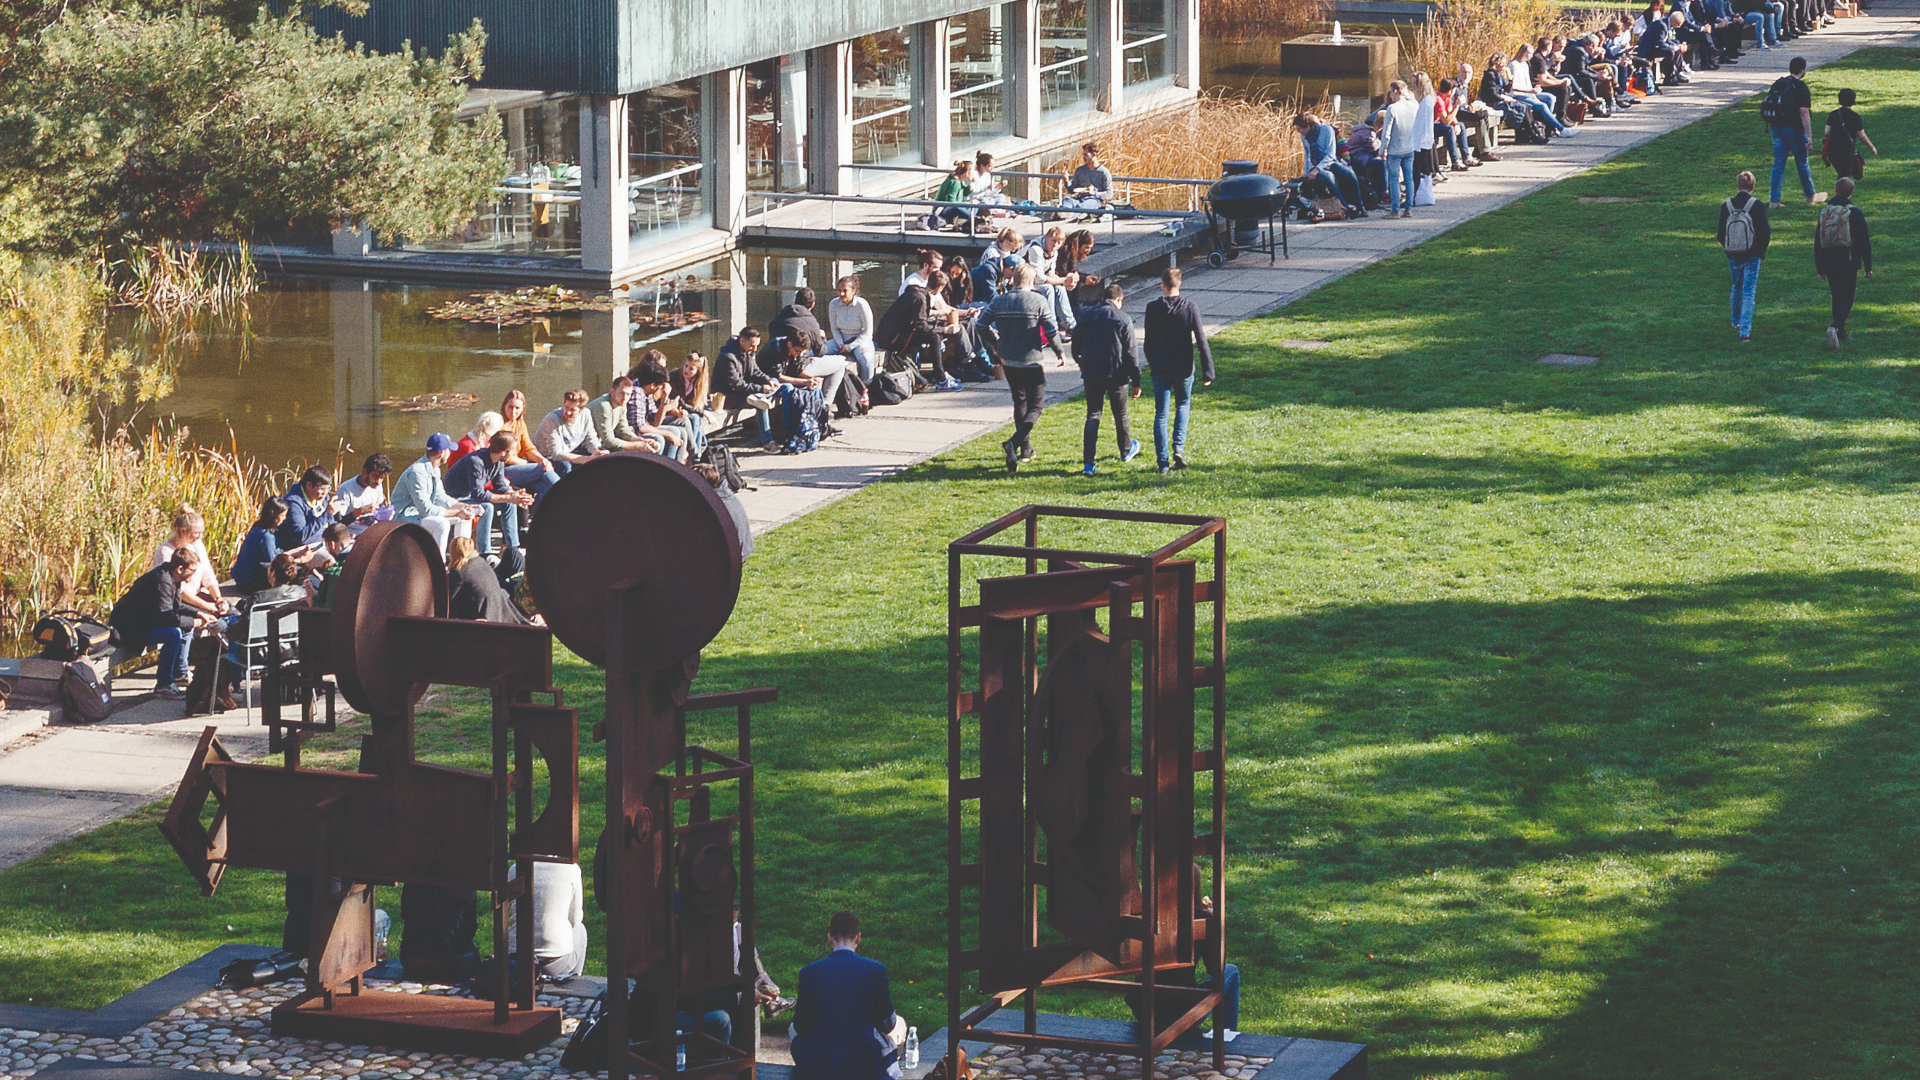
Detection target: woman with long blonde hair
<box><xmin>671</xmin><ymin>351</ymin><xmax>725</xmax><ymax>431</ymax></box>
<box><xmin>498</xmin><ymin>389</ymin><xmax>561</xmax><ymax>500</ymax></box>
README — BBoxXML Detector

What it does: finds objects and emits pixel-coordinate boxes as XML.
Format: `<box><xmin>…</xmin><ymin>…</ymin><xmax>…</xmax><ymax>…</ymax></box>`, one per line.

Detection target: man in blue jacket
<box><xmin>277</xmin><ymin>466</ymin><xmax>335</xmax><ymax>553</ymax></box>
<box><xmin>789</xmin><ymin>910</ymin><xmax>904</xmax><ymax>1080</ymax></box>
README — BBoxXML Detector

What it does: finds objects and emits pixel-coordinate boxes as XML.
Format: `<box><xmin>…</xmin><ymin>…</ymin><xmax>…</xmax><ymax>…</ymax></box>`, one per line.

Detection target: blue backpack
<box><xmin>778</xmin><ymin>385</ymin><xmax>826</xmax><ymax>454</ymax></box>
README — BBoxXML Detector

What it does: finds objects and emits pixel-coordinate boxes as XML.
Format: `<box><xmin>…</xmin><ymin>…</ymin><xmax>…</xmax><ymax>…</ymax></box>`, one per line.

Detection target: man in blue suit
<box><xmin>789</xmin><ymin>910</ymin><xmax>905</xmax><ymax>1080</ymax></box>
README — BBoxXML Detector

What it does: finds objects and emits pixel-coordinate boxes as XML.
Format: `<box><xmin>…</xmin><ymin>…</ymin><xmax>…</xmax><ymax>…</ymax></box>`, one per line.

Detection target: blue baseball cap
<box><xmin>425</xmin><ymin>432</ymin><xmax>457</xmax><ymax>453</ymax></box>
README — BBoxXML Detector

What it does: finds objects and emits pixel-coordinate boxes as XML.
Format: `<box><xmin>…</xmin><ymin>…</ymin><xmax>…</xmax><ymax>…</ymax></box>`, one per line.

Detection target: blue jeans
<box><xmin>827</xmin><ymin>338</ymin><xmax>877</xmax><ymax>382</ymax></box>
<box><xmin>1762</xmin><ymin>2</ymin><xmax>1784</xmax><ymax>42</ymax></box>
<box><xmin>1312</xmin><ymin>161</ymin><xmax>1364</xmax><ymax>209</ymax></box>
<box><xmin>1770</xmin><ymin>126</ymin><xmax>1814</xmax><ymax>203</ymax></box>
<box><xmin>1214</xmin><ymin>962</ymin><xmax>1241</xmax><ymax>1030</ymax></box>
<box><xmin>1385</xmin><ymin>152</ymin><xmax>1415</xmax><ymax>213</ymax></box>
<box><xmin>503</xmin><ymin>462</ymin><xmax>559</xmax><ymax>502</ymax></box>
<box><xmin>1728</xmin><ymin>256</ymin><xmax>1761</xmax><ymax>337</ymax></box>
<box><xmin>1151</xmin><ymin>372</ymin><xmax>1194</xmax><ymax>466</ymax></box>
<box><xmin>463</xmin><ymin>498</ymin><xmax>520</xmax><ymax>554</ymax></box>
<box><xmin>150</xmin><ymin>625</ymin><xmax>188</xmax><ymax>690</ymax></box>
<box><xmin>1517</xmin><ymin>92</ymin><xmax>1567</xmax><ymax>131</ymax></box>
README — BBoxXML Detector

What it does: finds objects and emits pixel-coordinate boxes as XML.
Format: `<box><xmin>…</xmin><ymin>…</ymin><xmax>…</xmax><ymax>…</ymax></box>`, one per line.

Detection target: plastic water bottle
<box><xmin>372</xmin><ymin>910</ymin><xmax>390</xmax><ymax>963</ymax></box>
<box><xmin>903</xmin><ymin>1027</ymin><xmax>919</xmax><ymax>1071</ymax></box>
<box><xmin>675</xmin><ymin>1043</ymin><xmax>686</xmax><ymax>1071</ymax></box>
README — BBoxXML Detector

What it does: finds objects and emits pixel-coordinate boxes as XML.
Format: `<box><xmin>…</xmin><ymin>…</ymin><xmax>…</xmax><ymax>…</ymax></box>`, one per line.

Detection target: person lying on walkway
<box><xmin>718</xmin><ymin>327</ymin><xmax>779</xmax><ymax>448</ymax></box>
<box><xmin>587</xmin><ymin>376</ymin><xmax>661</xmax><ymax>453</ymax></box>
<box><xmin>1143</xmin><ymin>268</ymin><xmax>1213</xmax><ymax>475</ymax></box>
<box><xmin>1294</xmin><ymin>112</ymin><xmax>1368</xmax><ymax>218</ymax></box>
<box><xmin>825</xmin><ymin>276</ymin><xmax>878</xmax><ymax>382</ymax></box>
<box><xmin>111</xmin><ymin>546</ymin><xmax>213</xmax><ymax>700</ymax></box>
<box><xmin>335</xmin><ymin>454</ymin><xmax>393</xmax><ymax>536</ymax></box>
<box><xmin>445</xmin><ymin>431</ymin><xmax>535</xmax><ymax>558</ymax></box>
<box><xmin>983</xmin><ymin>263</ymin><xmax>1064</xmax><ymax>473</ymax></box>
<box><xmin>1072</xmin><ymin>283</ymin><xmax>1143</xmax><ymax>476</ymax></box>
<box><xmin>391</xmin><ymin>433</ymin><xmax>480</xmax><ymax>556</ymax></box>
<box><xmin>1058</xmin><ymin>142</ymin><xmax>1114</xmax><ymax>218</ymax></box>
<box><xmin>1764</xmin><ymin>58</ymin><xmax>1816</xmax><ymax>207</ymax></box>
<box><xmin>1814</xmin><ymin>175</ymin><xmax>1871</xmax><ymax>350</ymax></box>
<box><xmin>534</xmin><ymin>389</ymin><xmax>610</xmax><ymax>475</ymax></box>
<box><xmin>499</xmin><ymin>390</ymin><xmax>563</xmax><ymax>502</ymax></box>
<box><xmin>1717</xmin><ymin>170</ymin><xmax>1771</xmax><ymax>342</ymax></box>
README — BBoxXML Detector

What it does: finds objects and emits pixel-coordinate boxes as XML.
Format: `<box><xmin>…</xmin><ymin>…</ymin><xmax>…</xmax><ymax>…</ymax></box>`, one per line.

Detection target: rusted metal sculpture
<box><xmin>946</xmin><ymin>506</ymin><xmax>1229</xmax><ymax>1077</ymax></box>
<box><xmin>159</xmin><ymin>521</ymin><xmax>572</xmax><ymax>1055</ymax></box>
<box><xmin>525</xmin><ymin>452</ymin><xmax>772</xmax><ymax>1080</ymax></box>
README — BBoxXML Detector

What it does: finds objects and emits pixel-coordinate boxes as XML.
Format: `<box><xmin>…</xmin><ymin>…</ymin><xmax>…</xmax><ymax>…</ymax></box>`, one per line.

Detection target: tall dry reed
<box><xmin>1202</xmin><ymin>0</ymin><xmax>1329</xmax><ymax>41</ymax></box>
<box><xmin>102</xmin><ymin>240</ymin><xmax>259</xmax><ymax>319</ymax></box>
<box><xmin>0</xmin><ymin>256</ymin><xmax>282</xmax><ymax>651</ymax></box>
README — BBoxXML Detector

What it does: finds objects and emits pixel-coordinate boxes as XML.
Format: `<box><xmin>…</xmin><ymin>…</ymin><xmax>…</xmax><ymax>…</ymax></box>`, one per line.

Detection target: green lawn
<box><xmin>5</xmin><ymin>45</ymin><xmax>1920</xmax><ymax>1080</ymax></box>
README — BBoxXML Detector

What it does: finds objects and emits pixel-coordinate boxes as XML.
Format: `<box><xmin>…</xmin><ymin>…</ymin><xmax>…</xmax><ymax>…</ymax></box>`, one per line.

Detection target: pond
<box><xmin>110</xmin><ymin>252</ymin><xmax>910</xmax><ymax>474</ymax></box>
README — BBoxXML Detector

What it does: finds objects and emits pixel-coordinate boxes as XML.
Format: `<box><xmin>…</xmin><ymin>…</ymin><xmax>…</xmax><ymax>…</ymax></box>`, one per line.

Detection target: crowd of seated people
<box><xmin>1285</xmin><ymin>3</ymin><xmax>1840</xmax><ymax>220</ymax></box>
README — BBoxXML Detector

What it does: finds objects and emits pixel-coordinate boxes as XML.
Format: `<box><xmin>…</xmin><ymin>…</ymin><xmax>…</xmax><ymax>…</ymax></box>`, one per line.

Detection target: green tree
<box><xmin>0</xmin><ymin>7</ymin><xmax>507</xmax><ymax>254</ymax></box>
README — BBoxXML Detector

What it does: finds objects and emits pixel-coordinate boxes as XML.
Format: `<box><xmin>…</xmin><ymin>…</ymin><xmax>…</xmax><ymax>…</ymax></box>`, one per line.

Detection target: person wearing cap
<box><xmin>391</xmin><ymin>433</ymin><xmax>479</xmax><ymax>555</ymax></box>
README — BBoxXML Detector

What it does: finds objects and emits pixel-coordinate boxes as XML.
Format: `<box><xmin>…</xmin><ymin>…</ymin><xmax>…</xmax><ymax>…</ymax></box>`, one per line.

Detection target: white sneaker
<box><xmin>746</xmin><ymin>393</ymin><xmax>776</xmax><ymax>411</ymax></box>
<box><xmin>1827</xmin><ymin>326</ymin><xmax>1841</xmax><ymax>350</ymax></box>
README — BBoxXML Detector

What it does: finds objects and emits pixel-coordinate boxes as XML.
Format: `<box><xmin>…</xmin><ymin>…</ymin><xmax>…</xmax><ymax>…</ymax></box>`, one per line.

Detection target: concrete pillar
<box><xmin>808</xmin><ymin>43</ymin><xmax>854</xmax><ymax>194</ymax></box>
<box><xmin>1171</xmin><ymin>0</ymin><xmax>1201</xmax><ymax>89</ymax></box>
<box><xmin>703</xmin><ymin>67</ymin><xmax>748</xmax><ymax>233</ymax></box>
<box><xmin>914</xmin><ymin>19</ymin><xmax>953</xmax><ymax>168</ymax></box>
<box><xmin>1089</xmin><ymin>0</ymin><xmax>1124</xmax><ymax>114</ymax></box>
<box><xmin>580</xmin><ymin>303</ymin><xmax>633</xmax><ymax>385</ymax></box>
<box><xmin>722</xmin><ymin>252</ymin><xmax>750</xmax><ymax>335</ymax></box>
<box><xmin>1008</xmin><ymin>0</ymin><xmax>1041</xmax><ymax>138</ymax></box>
<box><xmin>578</xmin><ymin>94</ymin><xmax>632</xmax><ymax>275</ymax></box>
<box><xmin>505</xmin><ymin>107</ymin><xmax>527</xmax><ymax>169</ymax></box>
<box><xmin>331</xmin><ymin>220</ymin><xmax>374</xmax><ymax>257</ymax></box>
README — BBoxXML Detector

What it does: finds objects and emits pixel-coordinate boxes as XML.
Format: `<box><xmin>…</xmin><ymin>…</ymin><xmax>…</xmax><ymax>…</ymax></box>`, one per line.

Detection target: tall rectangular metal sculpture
<box><xmin>946</xmin><ymin>506</ymin><xmax>1229</xmax><ymax>1076</ymax></box>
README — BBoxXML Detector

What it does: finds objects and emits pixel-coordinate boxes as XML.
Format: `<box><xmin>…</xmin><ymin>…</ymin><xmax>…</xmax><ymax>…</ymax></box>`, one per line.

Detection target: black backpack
<box><xmin>835</xmin><ymin>370</ymin><xmax>870</xmax><ymax>419</ymax></box>
<box><xmin>1759</xmin><ymin>77</ymin><xmax>1793</xmax><ymax>126</ymax></box>
<box><xmin>698</xmin><ymin>444</ymin><xmax>750</xmax><ymax>492</ymax></box>
<box><xmin>60</xmin><ymin>660</ymin><xmax>112</xmax><ymax>723</ymax></box>
<box><xmin>1513</xmin><ymin>111</ymin><xmax>1550</xmax><ymax>145</ymax></box>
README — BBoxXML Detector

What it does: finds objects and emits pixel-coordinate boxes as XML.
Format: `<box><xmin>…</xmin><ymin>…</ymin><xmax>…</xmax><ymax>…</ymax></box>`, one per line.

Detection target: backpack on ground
<box><xmin>183</xmin><ymin>633</ymin><xmax>231</xmax><ymax>717</ymax></box>
<box><xmin>1722</xmin><ymin>197</ymin><xmax>1756</xmax><ymax>255</ymax></box>
<box><xmin>60</xmin><ymin>659</ymin><xmax>112</xmax><ymax>723</ymax></box>
<box><xmin>1816</xmin><ymin>202</ymin><xmax>1852</xmax><ymax>251</ymax></box>
<box><xmin>778</xmin><ymin>385</ymin><xmax>827</xmax><ymax>454</ymax></box>
<box><xmin>869</xmin><ymin>367</ymin><xmax>913</xmax><ymax>405</ymax></box>
<box><xmin>698</xmin><ymin>443</ymin><xmax>750</xmax><ymax>492</ymax></box>
<box><xmin>835</xmin><ymin>369</ymin><xmax>870</xmax><ymax>418</ymax></box>
<box><xmin>1759</xmin><ymin>76</ymin><xmax>1794</xmax><ymax>126</ymax></box>
<box><xmin>1515</xmin><ymin>112</ymin><xmax>1550</xmax><ymax>145</ymax></box>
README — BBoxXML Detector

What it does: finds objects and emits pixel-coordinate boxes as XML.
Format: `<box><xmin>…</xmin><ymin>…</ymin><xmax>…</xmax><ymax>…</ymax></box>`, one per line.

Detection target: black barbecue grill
<box><xmin>1203</xmin><ymin>160</ymin><xmax>1298</xmax><ymax>266</ymax></box>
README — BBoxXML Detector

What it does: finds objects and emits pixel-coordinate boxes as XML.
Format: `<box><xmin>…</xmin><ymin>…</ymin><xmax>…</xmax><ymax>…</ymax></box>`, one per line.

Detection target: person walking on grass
<box><xmin>1762</xmin><ymin>57</ymin><xmax>1816</xmax><ymax>209</ymax></box>
<box><xmin>1071</xmin><ymin>283</ymin><xmax>1143</xmax><ymax>476</ymax></box>
<box><xmin>1142</xmin><ymin>268</ymin><xmax>1214</xmax><ymax>475</ymax></box>
<box><xmin>1718</xmin><ymin>170</ymin><xmax>1771</xmax><ymax>342</ymax></box>
<box><xmin>982</xmin><ymin>263</ymin><xmax>1064</xmax><ymax>473</ymax></box>
<box><xmin>1814</xmin><ymin>175</ymin><xmax>1871</xmax><ymax>349</ymax></box>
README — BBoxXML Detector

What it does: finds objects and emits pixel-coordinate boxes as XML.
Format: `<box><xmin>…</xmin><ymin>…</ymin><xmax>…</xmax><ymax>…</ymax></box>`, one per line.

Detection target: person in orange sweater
<box><xmin>499</xmin><ymin>389</ymin><xmax>562</xmax><ymax>502</ymax></box>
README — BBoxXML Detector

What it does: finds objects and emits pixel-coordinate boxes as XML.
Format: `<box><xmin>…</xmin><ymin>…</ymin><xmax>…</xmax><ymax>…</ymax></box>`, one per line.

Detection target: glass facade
<box><xmin>1123</xmin><ymin>0</ymin><xmax>1171</xmax><ymax>87</ymax></box>
<box><xmin>850</xmin><ymin>29</ymin><xmax>916</xmax><ymax>166</ymax></box>
<box><xmin>746</xmin><ymin>55</ymin><xmax>810</xmax><ymax>193</ymax></box>
<box><xmin>1038</xmin><ymin>0</ymin><xmax>1093</xmax><ymax>120</ymax></box>
<box><xmin>629</xmin><ymin>77</ymin><xmax>709</xmax><ymax>240</ymax></box>
<box><xmin>950</xmin><ymin>6</ymin><xmax>1012</xmax><ymax>144</ymax></box>
<box><xmin>405</xmin><ymin>94</ymin><xmax>583</xmax><ymax>258</ymax></box>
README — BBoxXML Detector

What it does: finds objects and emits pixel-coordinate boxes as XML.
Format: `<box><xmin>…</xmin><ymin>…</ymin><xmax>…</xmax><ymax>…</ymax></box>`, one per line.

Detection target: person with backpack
<box><xmin>1821</xmin><ymin>88</ymin><xmax>1877</xmax><ymax>181</ymax></box>
<box><xmin>1814</xmin><ymin>175</ymin><xmax>1872</xmax><ymax>349</ymax></box>
<box><xmin>1717</xmin><ymin>170</ymin><xmax>1772</xmax><ymax>342</ymax></box>
<box><xmin>1763</xmin><ymin>58</ymin><xmax>1816</xmax><ymax>208</ymax></box>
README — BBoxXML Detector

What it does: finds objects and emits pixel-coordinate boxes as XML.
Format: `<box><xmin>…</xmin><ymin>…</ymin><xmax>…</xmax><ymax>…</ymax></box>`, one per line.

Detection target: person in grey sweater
<box><xmin>981</xmin><ymin>264</ymin><xmax>1063</xmax><ymax>473</ymax></box>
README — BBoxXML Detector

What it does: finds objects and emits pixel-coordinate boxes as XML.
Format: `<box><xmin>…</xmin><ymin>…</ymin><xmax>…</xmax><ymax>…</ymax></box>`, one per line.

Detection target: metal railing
<box><xmin>743</xmin><ymin>189</ymin><xmax>1200</xmax><ymax>240</ymax></box>
<box><xmin>841</xmin><ymin>162</ymin><xmax>1216</xmax><ymax>212</ymax></box>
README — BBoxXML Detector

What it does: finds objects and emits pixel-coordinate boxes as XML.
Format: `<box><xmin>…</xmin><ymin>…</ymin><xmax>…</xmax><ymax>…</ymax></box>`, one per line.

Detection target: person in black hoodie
<box><xmin>1717</xmin><ymin>170</ymin><xmax>1772</xmax><ymax>342</ymax></box>
<box><xmin>1814</xmin><ymin>175</ymin><xmax>1872</xmax><ymax>348</ymax></box>
<box><xmin>875</xmin><ymin>279</ymin><xmax>955</xmax><ymax>388</ymax></box>
<box><xmin>717</xmin><ymin>326</ymin><xmax>777</xmax><ymax>446</ymax></box>
<box><xmin>1142</xmin><ymin>268</ymin><xmax>1214</xmax><ymax>475</ymax></box>
<box><xmin>1071</xmin><ymin>283</ymin><xmax>1142</xmax><ymax>476</ymax></box>
<box><xmin>109</xmin><ymin>547</ymin><xmax>212</xmax><ymax>698</ymax></box>
<box><xmin>768</xmin><ymin>288</ymin><xmax>825</xmax><ymax>354</ymax></box>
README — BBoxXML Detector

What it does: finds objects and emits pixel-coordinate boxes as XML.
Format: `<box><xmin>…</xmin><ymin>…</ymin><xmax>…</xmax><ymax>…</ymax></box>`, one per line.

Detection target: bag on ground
<box><xmin>835</xmin><ymin>369</ymin><xmax>870</xmax><ymax>418</ymax></box>
<box><xmin>1722</xmin><ymin>197</ymin><xmax>1756</xmax><ymax>255</ymax></box>
<box><xmin>1413</xmin><ymin>175</ymin><xmax>1435</xmax><ymax>206</ymax></box>
<box><xmin>60</xmin><ymin>659</ymin><xmax>111</xmax><ymax>723</ymax></box>
<box><xmin>184</xmin><ymin>633</ymin><xmax>229</xmax><ymax>717</ymax></box>
<box><xmin>778</xmin><ymin>385</ymin><xmax>827</xmax><ymax>454</ymax></box>
<box><xmin>1816</xmin><ymin>202</ymin><xmax>1852</xmax><ymax>250</ymax></box>
<box><xmin>699</xmin><ymin>444</ymin><xmax>750</xmax><ymax>492</ymax></box>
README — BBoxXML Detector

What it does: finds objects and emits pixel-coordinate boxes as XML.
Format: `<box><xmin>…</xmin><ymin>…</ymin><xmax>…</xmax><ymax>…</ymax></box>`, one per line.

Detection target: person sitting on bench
<box><xmin>790</xmin><ymin>910</ymin><xmax>906</xmax><ymax>1080</ymax></box>
<box><xmin>110</xmin><ymin>546</ymin><xmax>214</xmax><ymax>700</ymax></box>
<box><xmin>1059</xmin><ymin>142</ymin><xmax>1115</xmax><ymax>217</ymax></box>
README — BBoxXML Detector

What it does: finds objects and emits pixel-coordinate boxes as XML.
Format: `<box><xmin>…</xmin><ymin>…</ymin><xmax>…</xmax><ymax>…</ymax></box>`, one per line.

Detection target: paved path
<box><xmin>727</xmin><ymin>10</ymin><xmax>1918</xmax><ymax>531</ymax></box>
<box><xmin>1</xmin><ymin>11</ymin><xmax>1915</xmax><ymax>872</ymax></box>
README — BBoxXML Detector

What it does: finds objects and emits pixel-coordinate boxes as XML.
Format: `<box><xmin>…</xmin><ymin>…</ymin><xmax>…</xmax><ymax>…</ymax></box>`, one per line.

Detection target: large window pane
<box><xmin>1123</xmin><ymin>0</ymin><xmax>1171</xmax><ymax>87</ymax></box>
<box><xmin>851</xmin><ymin>30</ymin><xmax>915</xmax><ymax>167</ymax></box>
<box><xmin>746</xmin><ymin>55</ymin><xmax>810</xmax><ymax>194</ymax></box>
<box><xmin>404</xmin><ymin>93</ymin><xmax>583</xmax><ymax>258</ymax></box>
<box><xmin>951</xmin><ymin>6</ymin><xmax>1011</xmax><ymax>145</ymax></box>
<box><xmin>628</xmin><ymin>78</ymin><xmax>708</xmax><ymax>241</ymax></box>
<box><xmin>1039</xmin><ymin>0</ymin><xmax>1093</xmax><ymax>120</ymax></box>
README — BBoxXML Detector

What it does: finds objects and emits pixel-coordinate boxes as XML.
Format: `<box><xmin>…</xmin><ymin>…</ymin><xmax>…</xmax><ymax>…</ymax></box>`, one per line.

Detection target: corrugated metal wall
<box><xmin>308</xmin><ymin>0</ymin><xmax>1002</xmax><ymax>95</ymax></box>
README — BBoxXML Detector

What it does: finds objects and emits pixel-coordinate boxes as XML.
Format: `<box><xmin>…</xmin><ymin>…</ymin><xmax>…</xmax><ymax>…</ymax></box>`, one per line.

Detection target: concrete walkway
<box><xmin>1</xmin><ymin>10</ymin><xmax>1915</xmax><ymax>872</ymax></box>
<box><xmin>726</xmin><ymin>10</ymin><xmax>1917</xmax><ymax>531</ymax></box>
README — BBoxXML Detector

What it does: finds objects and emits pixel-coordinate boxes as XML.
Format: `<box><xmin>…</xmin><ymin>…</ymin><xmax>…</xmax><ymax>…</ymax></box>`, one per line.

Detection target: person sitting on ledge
<box><xmin>1126</xmin><ymin>864</ymin><xmax>1242</xmax><ymax>1043</ymax></box>
<box><xmin>391</xmin><ymin>433</ymin><xmax>480</xmax><ymax>556</ymax></box>
<box><xmin>110</xmin><ymin>546</ymin><xmax>212</xmax><ymax>700</ymax></box>
<box><xmin>717</xmin><ymin>326</ymin><xmax>778</xmax><ymax>448</ymax></box>
<box><xmin>790</xmin><ymin>910</ymin><xmax>906</xmax><ymax>1080</ymax></box>
<box><xmin>1058</xmin><ymin>141</ymin><xmax>1114</xmax><ymax>218</ymax></box>
<box><xmin>334</xmin><ymin>453</ymin><xmax>392</xmax><ymax>536</ymax></box>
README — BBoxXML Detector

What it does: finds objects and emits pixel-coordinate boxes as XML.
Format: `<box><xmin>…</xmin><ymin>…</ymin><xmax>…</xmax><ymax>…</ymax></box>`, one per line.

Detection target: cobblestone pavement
<box><xmin>966</xmin><ymin>1043</ymin><xmax>1270</xmax><ymax>1080</ymax></box>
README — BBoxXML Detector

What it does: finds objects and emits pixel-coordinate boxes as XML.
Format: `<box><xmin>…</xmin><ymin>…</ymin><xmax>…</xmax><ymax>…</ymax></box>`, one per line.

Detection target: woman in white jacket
<box><xmin>824</xmin><ymin>275</ymin><xmax>878</xmax><ymax>381</ymax></box>
<box><xmin>1379</xmin><ymin>81</ymin><xmax>1424</xmax><ymax>217</ymax></box>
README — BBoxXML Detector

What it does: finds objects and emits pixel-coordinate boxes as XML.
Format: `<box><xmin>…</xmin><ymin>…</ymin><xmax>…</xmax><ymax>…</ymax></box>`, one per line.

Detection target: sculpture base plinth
<box><xmin>271</xmin><ymin>991</ymin><xmax>563</xmax><ymax>1058</ymax></box>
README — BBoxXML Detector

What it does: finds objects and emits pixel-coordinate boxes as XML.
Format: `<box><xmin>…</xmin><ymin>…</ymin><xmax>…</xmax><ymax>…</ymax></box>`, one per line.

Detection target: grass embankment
<box><xmin>4</xmin><ymin>46</ymin><xmax>1919</xmax><ymax>1080</ymax></box>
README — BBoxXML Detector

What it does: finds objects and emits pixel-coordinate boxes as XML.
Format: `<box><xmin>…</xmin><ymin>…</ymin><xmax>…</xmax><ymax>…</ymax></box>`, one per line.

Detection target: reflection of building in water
<box><xmin>304</xmin><ymin>0</ymin><xmax>1202</xmax><ymax>284</ymax></box>
<box><xmin>331</xmin><ymin>280</ymin><xmax>381</xmax><ymax>447</ymax></box>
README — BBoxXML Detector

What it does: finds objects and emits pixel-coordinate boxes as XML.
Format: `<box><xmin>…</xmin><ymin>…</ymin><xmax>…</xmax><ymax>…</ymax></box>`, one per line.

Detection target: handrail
<box><xmin>743</xmin><ymin>188</ymin><xmax>1200</xmax><ymax>241</ymax></box>
<box><xmin>843</xmin><ymin>161</ymin><xmax>1213</xmax><ymax>187</ymax></box>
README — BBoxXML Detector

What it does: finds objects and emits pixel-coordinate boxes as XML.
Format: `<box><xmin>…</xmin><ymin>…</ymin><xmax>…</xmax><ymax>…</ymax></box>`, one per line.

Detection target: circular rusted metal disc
<box><xmin>329</xmin><ymin>521</ymin><xmax>447</xmax><ymax>715</ymax></box>
<box><xmin>524</xmin><ymin>452</ymin><xmax>741</xmax><ymax>670</ymax></box>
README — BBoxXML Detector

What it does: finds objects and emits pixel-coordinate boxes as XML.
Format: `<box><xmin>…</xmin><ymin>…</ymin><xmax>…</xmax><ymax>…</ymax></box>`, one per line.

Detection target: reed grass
<box><xmin>102</xmin><ymin>240</ymin><xmax>259</xmax><ymax>319</ymax></box>
<box><xmin>1202</xmin><ymin>0</ymin><xmax>1329</xmax><ymax>41</ymax></box>
<box><xmin>0</xmin><ymin>256</ymin><xmax>283</xmax><ymax>653</ymax></box>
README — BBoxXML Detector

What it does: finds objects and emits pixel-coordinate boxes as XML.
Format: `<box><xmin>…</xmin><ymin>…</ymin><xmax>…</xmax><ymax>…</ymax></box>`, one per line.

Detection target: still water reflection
<box><xmin>112</xmin><ymin>253</ymin><xmax>906</xmax><ymax>472</ymax></box>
